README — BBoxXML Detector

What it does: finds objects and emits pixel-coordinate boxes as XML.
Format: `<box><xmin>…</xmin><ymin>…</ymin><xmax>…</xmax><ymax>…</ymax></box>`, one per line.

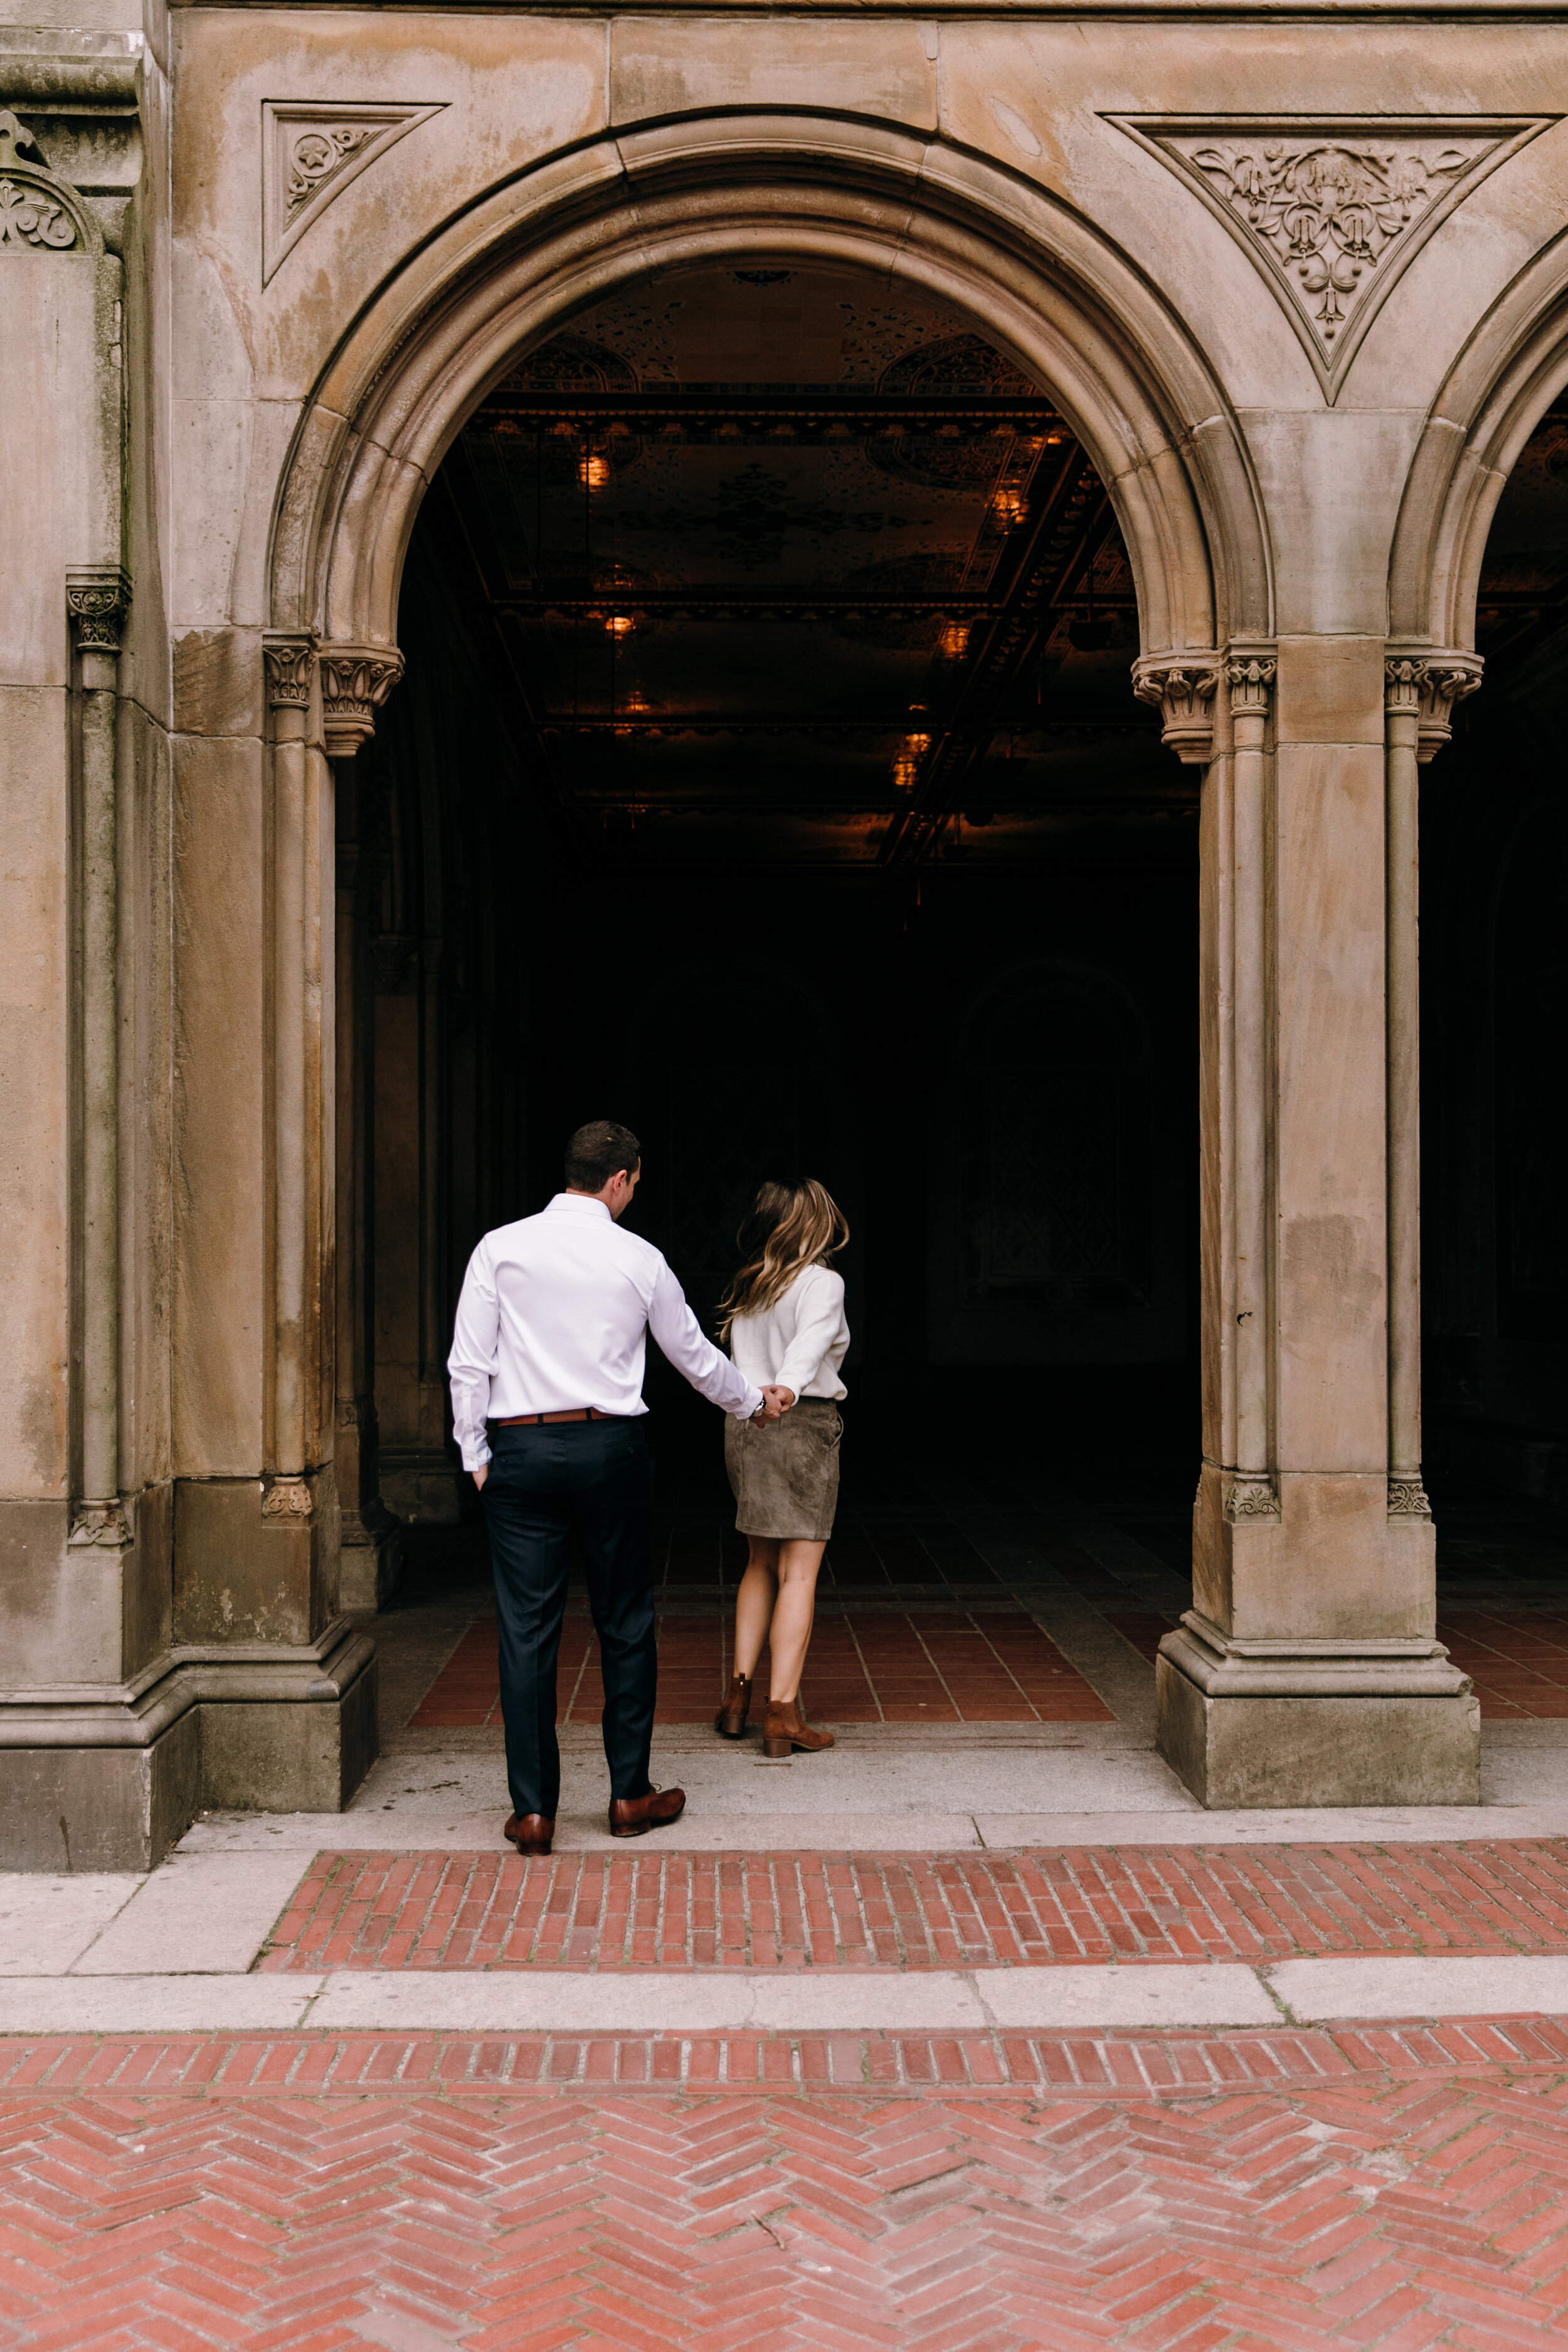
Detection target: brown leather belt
<box><xmin>492</xmin><ymin>1408</ymin><xmax>620</xmax><ymax>1426</ymax></box>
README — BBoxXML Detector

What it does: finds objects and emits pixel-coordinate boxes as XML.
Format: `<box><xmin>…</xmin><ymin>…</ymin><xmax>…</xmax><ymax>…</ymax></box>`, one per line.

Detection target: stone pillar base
<box><xmin>0</xmin><ymin>1714</ymin><xmax>202</xmax><ymax>1874</ymax></box>
<box><xmin>1157</xmin><ymin>1621</ymin><xmax>1481</xmax><ymax>1809</ymax></box>
<box><xmin>0</xmin><ymin>1621</ymin><xmax>379</xmax><ymax>1871</ymax></box>
<box><xmin>339</xmin><ymin>1502</ymin><xmax>403</xmax><ymax>1612</ymax></box>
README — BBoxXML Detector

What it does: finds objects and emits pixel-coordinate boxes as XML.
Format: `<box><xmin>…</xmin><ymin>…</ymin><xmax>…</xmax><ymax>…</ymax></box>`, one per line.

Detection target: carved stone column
<box><xmin>1157</xmin><ymin>635</ymin><xmax>1478</xmax><ymax>1808</ymax></box>
<box><xmin>66</xmin><ymin>568</ymin><xmax>131</xmax><ymax>1554</ymax></box>
<box><xmin>1384</xmin><ymin>649</ymin><xmax>1483</xmax><ymax>1515</ymax></box>
<box><xmin>263</xmin><ymin>637</ymin><xmax>324</xmax><ymax>1495</ymax></box>
<box><xmin>334</xmin><ymin>758</ymin><xmax>401</xmax><ymax>1608</ymax></box>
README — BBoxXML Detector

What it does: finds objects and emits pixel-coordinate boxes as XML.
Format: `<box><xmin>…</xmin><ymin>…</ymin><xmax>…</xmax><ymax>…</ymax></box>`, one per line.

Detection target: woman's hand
<box><xmin>754</xmin><ymin>1385</ymin><xmax>796</xmax><ymax>1422</ymax></box>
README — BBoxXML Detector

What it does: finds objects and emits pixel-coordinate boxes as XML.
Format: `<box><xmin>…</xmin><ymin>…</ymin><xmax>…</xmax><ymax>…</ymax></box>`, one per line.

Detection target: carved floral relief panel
<box><xmin>262</xmin><ymin>99</ymin><xmax>445</xmax><ymax>283</ymax></box>
<box><xmin>0</xmin><ymin>110</ymin><xmax>87</xmax><ymax>253</ymax></box>
<box><xmin>1107</xmin><ymin>117</ymin><xmax>1555</xmax><ymax>400</ymax></box>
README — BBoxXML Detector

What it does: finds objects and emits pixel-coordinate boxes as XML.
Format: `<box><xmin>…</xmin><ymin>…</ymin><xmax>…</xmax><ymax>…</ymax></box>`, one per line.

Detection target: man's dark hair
<box><xmin>564</xmin><ymin>1120</ymin><xmax>642</xmax><ymax>1193</ymax></box>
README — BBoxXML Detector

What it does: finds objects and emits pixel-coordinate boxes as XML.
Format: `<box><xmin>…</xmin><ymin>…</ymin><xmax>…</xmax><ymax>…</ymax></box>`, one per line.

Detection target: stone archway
<box><xmin>248</xmin><ymin>110</ymin><xmax>1484</xmax><ymax>1816</ymax></box>
<box><xmin>267</xmin><ymin>115</ymin><xmax>1269</xmax><ymax>662</ymax></box>
<box><xmin>257</xmin><ymin>110</ymin><xmax>1267</xmax><ymax>1588</ymax></box>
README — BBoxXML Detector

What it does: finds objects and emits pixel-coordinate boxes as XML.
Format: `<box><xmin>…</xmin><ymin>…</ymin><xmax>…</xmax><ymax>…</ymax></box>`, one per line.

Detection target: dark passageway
<box><xmin>342</xmin><ymin>259</ymin><xmax>1202</xmax><ymax>1560</ymax></box>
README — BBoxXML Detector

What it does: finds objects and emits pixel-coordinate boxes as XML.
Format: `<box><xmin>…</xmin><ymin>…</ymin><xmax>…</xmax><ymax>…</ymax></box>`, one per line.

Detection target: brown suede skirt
<box><xmin>724</xmin><ymin>1397</ymin><xmax>842</xmax><ymax>1542</ymax></box>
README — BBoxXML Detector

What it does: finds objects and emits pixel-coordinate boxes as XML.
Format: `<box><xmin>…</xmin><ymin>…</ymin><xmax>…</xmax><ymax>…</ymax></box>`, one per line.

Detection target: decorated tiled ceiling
<box><xmin>434</xmin><ymin>264</ymin><xmax>1182</xmax><ymax>865</ymax></box>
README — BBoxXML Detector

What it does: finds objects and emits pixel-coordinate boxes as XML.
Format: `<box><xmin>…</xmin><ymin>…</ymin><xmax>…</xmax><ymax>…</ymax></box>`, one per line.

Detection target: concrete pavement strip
<box><xmin>3</xmin><ymin>1957</ymin><xmax>1568</xmax><ymax>2036</ymax></box>
<box><xmin>174</xmin><ymin>1801</ymin><xmax>1568</xmax><ymax>1856</ymax></box>
<box><xmin>68</xmin><ymin>1852</ymin><xmax>319</xmax><ymax>1977</ymax></box>
<box><xmin>1269</xmin><ymin>1954</ymin><xmax>1568</xmax><ymax>2022</ymax></box>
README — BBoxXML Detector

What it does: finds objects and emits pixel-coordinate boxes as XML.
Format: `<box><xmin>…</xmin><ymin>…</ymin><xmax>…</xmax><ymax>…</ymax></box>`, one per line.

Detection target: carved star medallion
<box><xmin>1106</xmin><ymin>117</ymin><xmax>1555</xmax><ymax>401</ymax></box>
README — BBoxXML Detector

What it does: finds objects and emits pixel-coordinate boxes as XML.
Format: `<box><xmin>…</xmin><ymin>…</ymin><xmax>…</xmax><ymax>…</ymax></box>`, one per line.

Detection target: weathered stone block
<box><xmin>200</xmin><ymin>1660</ymin><xmax>378</xmax><ymax>1814</ymax></box>
<box><xmin>1156</xmin><ymin>1651</ymin><xmax>1481</xmax><ymax>1809</ymax></box>
<box><xmin>0</xmin><ymin>1498</ymin><xmax>122</xmax><ymax>1685</ymax></box>
<box><xmin>173</xmin><ymin>1471</ymin><xmax>337</xmax><ymax>1646</ymax></box>
<box><xmin>0</xmin><ymin>1712</ymin><xmax>201</xmax><ymax>1874</ymax></box>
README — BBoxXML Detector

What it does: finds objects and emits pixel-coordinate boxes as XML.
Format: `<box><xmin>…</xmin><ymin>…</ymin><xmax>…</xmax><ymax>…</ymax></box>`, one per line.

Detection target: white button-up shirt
<box><xmin>447</xmin><ymin>1193</ymin><xmax>764</xmax><ymax>1470</ymax></box>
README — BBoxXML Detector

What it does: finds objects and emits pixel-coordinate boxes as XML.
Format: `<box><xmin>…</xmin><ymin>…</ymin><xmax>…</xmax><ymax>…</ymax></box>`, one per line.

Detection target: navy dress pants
<box><xmin>479</xmin><ymin>1417</ymin><xmax>657</xmax><ymax>1821</ymax></box>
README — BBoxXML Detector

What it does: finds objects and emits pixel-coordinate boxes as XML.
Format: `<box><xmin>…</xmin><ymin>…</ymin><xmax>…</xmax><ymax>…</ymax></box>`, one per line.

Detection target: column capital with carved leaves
<box><xmin>1131</xmin><ymin>653</ymin><xmax>1221</xmax><ymax>764</ymax></box>
<box><xmin>1384</xmin><ymin>646</ymin><xmax>1484</xmax><ymax>763</ymax></box>
<box><xmin>66</xmin><ymin>566</ymin><xmax>131</xmax><ymax>692</ymax></box>
<box><xmin>320</xmin><ymin>644</ymin><xmax>405</xmax><ymax>758</ymax></box>
<box><xmin>263</xmin><ymin>634</ymin><xmax>317</xmax><ymax>743</ymax></box>
<box><xmin>1223</xmin><ymin>649</ymin><xmax>1277</xmax><ymax>718</ymax></box>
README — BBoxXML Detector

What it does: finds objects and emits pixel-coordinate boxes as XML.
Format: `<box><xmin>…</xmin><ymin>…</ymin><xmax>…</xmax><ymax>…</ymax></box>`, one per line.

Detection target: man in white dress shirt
<box><xmin>448</xmin><ymin>1120</ymin><xmax>790</xmax><ymax>1854</ymax></box>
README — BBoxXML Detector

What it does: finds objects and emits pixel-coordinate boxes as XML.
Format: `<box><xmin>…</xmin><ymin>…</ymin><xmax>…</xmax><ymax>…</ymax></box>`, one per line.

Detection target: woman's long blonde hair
<box><xmin>717</xmin><ymin>1179</ymin><xmax>849</xmax><ymax>1338</ymax></box>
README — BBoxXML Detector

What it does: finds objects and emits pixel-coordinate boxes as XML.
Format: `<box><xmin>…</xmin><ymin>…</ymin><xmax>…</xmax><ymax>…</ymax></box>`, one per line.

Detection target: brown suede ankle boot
<box><xmin>761</xmin><ymin>1696</ymin><xmax>835</xmax><ymax>1758</ymax></box>
<box><xmin>714</xmin><ymin>1673</ymin><xmax>752</xmax><ymax>1739</ymax></box>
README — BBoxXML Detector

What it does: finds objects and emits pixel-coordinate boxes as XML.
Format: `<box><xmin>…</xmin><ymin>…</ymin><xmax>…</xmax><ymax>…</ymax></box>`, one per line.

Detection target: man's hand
<box><xmin>754</xmin><ymin>1385</ymin><xmax>796</xmax><ymax>1423</ymax></box>
<box><xmin>472</xmin><ymin>1465</ymin><xmax>489</xmax><ymax>1490</ymax></box>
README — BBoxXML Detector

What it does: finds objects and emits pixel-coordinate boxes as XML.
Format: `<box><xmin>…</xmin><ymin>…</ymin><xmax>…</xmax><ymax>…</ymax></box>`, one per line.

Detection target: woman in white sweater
<box><xmin>714</xmin><ymin>1179</ymin><xmax>850</xmax><ymax>1758</ymax></box>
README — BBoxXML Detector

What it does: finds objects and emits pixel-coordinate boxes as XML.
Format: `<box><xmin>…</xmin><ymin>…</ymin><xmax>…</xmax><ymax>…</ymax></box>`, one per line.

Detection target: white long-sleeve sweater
<box><xmin>727</xmin><ymin>1263</ymin><xmax>849</xmax><ymax>1401</ymax></box>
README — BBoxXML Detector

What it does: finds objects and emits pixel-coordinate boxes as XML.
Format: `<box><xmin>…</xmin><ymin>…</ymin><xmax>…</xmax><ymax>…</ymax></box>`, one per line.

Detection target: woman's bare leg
<box><xmin>732</xmin><ymin>1539</ymin><xmax>780</xmax><ymax>1680</ymax></box>
<box><xmin>765</xmin><ymin>1540</ymin><xmax>828</xmax><ymax>1702</ymax></box>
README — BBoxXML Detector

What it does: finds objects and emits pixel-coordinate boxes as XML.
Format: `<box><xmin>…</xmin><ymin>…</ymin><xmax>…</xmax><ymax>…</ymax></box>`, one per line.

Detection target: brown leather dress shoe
<box><xmin>504</xmin><ymin>1812</ymin><xmax>554</xmax><ymax>1855</ymax></box>
<box><xmin>715</xmin><ymin>1673</ymin><xmax>751</xmax><ymax>1739</ymax></box>
<box><xmin>607</xmin><ymin>1785</ymin><xmax>687</xmax><ymax>1838</ymax></box>
<box><xmin>762</xmin><ymin>1697</ymin><xmax>835</xmax><ymax>1759</ymax></box>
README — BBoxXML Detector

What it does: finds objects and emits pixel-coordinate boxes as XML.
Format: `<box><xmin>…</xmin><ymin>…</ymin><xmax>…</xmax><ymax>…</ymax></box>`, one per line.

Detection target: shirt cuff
<box><xmin>733</xmin><ymin>1382</ymin><xmax>765</xmax><ymax>1419</ymax></box>
<box><xmin>460</xmin><ymin>1442</ymin><xmax>492</xmax><ymax>1471</ymax></box>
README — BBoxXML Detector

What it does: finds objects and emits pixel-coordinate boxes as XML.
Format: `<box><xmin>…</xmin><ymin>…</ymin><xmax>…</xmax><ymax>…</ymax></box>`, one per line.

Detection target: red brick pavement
<box><xmin>1437</xmin><ymin>1614</ymin><xmax>1568</xmax><ymax>1720</ymax></box>
<box><xmin>259</xmin><ymin>1843</ymin><xmax>1568</xmax><ymax>1973</ymax></box>
<box><xmin>410</xmin><ymin>1609</ymin><xmax>1111</xmax><ymax>1729</ymax></box>
<box><xmin>4</xmin><ymin>2025</ymin><xmax>1568</xmax><ymax>2348</ymax></box>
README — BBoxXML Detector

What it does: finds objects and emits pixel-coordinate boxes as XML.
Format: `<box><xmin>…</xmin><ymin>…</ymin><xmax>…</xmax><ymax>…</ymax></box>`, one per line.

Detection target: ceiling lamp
<box><xmin>992</xmin><ymin>488</ymin><xmax>1027</xmax><ymax>528</ymax></box>
<box><xmin>578</xmin><ymin>450</ymin><xmax>611</xmax><ymax>491</ymax></box>
<box><xmin>605</xmin><ymin>613</ymin><xmax>635</xmax><ymax>638</ymax></box>
<box><xmin>938</xmin><ymin>622</ymin><xmax>970</xmax><ymax>659</ymax></box>
<box><xmin>893</xmin><ymin>712</ymin><xmax>931</xmax><ymax>793</ymax></box>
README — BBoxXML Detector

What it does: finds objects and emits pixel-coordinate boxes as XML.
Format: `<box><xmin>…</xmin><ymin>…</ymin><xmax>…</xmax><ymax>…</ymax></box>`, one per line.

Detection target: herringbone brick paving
<box><xmin>3</xmin><ymin>2028</ymin><xmax>1568</xmax><ymax>2348</ymax></box>
<box><xmin>259</xmin><ymin>1843</ymin><xmax>1568</xmax><ymax>1973</ymax></box>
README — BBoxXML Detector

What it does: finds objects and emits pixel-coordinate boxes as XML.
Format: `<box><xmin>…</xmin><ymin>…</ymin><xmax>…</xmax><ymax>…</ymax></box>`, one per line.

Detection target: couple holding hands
<box><xmin>447</xmin><ymin>1120</ymin><xmax>849</xmax><ymax>1855</ymax></box>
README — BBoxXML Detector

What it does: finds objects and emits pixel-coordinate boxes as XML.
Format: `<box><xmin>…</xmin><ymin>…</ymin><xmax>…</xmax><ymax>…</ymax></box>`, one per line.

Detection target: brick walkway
<box><xmin>410</xmin><ymin>1609</ymin><xmax>1111</xmax><ymax>1729</ymax></box>
<box><xmin>258</xmin><ymin>1843</ymin><xmax>1568</xmax><ymax>1973</ymax></box>
<box><xmin>1438</xmin><ymin>1613</ymin><xmax>1568</xmax><ymax>1719</ymax></box>
<box><xmin>4</xmin><ymin>2028</ymin><xmax>1568</xmax><ymax>2348</ymax></box>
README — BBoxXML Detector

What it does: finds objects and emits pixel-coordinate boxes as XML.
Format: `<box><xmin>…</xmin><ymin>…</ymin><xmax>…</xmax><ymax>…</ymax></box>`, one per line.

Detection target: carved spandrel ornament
<box><xmin>0</xmin><ymin>110</ymin><xmax>87</xmax><ymax>253</ymax></box>
<box><xmin>262</xmin><ymin>100</ymin><xmax>445</xmax><ymax>284</ymax></box>
<box><xmin>1106</xmin><ymin>117</ymin><xmax>1555</xmax><ymax>401</ymax></box>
